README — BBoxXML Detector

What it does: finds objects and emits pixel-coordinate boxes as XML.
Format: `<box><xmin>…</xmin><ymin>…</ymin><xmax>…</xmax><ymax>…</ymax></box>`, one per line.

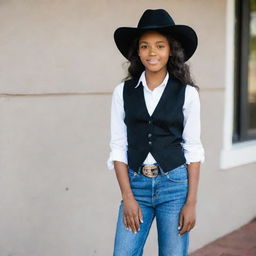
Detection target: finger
<box><xmin>180</xmin><ymin>221</ymin><xmax>190</xmax><ymax>235</ymax></box>
<box><xmin>134</xmin><ymin>215</ymin><xmax>141</xmax><ymax>232</ymax></box>
<box><xmin>182</xmin><ymin>221</ymin><xmax>192</xmax><ymax>235</ymax></box>
<box><xmin>179</xmin><ymin>220</ymin><xmax>189</xmax><ymax>235</ymax></box>
<box><xmin>186</xmin><ymin>223</ymin><xmax>192</xmax><ymax>232</ymax></box>
<box><xmin>126</xmin><ymin>215</ymin><xmax>132</xmax><ymax>231</ymax></box>
<box><xmin>138</xmin><ymin>207</ymin><xmax>143</xmax><ymax>223</ymax></box>
<box><xmin>123</xmin><ymin>216</ymin><xmax>128</xmax><ymax>230</ymax></box>
<box><xmin>129</xmin><ymin>216</ymin><xmax>137</xmax><ymax>233</ymax></box>
<box><xmin>192</xmin><ymin>220</ymin><xmax>196</xmax><ymax>229</ymax></box>
<box><xmin>189</xmin><ymin>221</ymin><xmax>195</xmax><ymax>231</ymax></box>
<box><xmin>178</xmin><ymin>213</ymin><xmax>183</xmax><ymax>231</ymax></box>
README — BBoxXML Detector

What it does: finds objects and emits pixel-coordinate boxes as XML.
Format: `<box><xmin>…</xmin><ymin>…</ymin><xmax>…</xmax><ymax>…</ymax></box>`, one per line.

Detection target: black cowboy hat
<box><xmin>114</xmin><ymin>9</ymin><xmax>198</xmax><ymax>62</ymax></box>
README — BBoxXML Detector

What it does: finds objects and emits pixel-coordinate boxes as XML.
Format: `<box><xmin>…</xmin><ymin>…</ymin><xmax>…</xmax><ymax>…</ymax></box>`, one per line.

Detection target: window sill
<box><xmin>220</xmin><ymin>140</ymin><xmax>256</xmax><ymax>169</ymax></box>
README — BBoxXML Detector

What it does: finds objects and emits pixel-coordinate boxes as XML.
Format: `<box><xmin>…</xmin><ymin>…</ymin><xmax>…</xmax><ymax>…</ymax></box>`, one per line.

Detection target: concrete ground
<box><xmin>189</xmin><ymin>217</ymin><xmax>256</xmax><ymax>256</ymax></box>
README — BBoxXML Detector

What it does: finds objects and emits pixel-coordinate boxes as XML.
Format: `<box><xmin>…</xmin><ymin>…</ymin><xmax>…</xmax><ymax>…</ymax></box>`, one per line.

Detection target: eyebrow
<box><xmin>139</xmin><ymin>40</ymin><xmax>167</xmax><ymax>44</ymax></box>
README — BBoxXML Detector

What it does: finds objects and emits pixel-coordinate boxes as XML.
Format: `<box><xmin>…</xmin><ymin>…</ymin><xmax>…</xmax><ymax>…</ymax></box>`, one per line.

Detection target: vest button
<box><xmin>148</xmin><ymin>120</ymin><xmax>152</xmax><ymax>124</ymax></box>
<box><xmin>148</xmin><ymin>141</ymin><xmax>152</xmax><ymax>145</ymax></box>
<box><xmin>148</xmin><ymin>133</ymin><xmax>152</xmax><ymax>137</ymax></box>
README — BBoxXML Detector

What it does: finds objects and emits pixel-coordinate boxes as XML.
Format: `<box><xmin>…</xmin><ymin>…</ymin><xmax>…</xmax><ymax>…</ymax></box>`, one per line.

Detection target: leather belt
<box><xmin>140</xmin><ymin>164</ymin><xmax>160</xmax><ymax>178</ymax></box>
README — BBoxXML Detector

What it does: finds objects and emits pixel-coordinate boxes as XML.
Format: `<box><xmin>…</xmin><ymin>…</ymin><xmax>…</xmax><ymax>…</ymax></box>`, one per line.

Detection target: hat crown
<box><xmin>137</xmin><ymin>9</ymin><xmax>175</xmax><ymax>28</ymax></box>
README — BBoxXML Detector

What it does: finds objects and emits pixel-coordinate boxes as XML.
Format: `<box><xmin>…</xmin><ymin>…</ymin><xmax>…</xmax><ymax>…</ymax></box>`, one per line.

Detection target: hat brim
<box><xmin>114</xmin><ymin>25</ymin><xmax>198</xmax><ymax>62</ymax></box>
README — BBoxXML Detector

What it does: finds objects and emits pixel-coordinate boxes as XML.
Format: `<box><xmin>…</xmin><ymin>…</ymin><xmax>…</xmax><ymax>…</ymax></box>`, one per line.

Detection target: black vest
<box><xmin>123</xmin><ymin>73</ymin><xmax>186</xmax><ymax>173</ymax></box>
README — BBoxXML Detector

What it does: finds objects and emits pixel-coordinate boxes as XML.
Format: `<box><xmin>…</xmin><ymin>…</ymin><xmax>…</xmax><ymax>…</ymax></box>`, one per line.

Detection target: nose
<box><xmin>149</xmin><ymin>47</ymin><xmax>156</xmax><ymax>55</ymax></box>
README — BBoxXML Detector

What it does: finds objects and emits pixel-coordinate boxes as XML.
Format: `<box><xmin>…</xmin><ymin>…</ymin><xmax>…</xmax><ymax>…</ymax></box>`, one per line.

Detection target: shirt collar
<box><xmin>134</xmin><ymin>70</ymin><xmax>169</xmax><ymax>89</ymax></box>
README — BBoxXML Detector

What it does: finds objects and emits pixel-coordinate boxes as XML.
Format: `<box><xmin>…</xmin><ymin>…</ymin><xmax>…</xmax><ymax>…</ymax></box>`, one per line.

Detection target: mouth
<box><xmin>146</xmin><ymin>59</ymin><xmax>159</xmax><ymax>65</ymax></box>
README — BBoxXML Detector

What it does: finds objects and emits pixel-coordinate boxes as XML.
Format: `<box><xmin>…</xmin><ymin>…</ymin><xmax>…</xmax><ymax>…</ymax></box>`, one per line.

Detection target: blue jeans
<box><xmin>113</xmin><ymin>163</ymin><xmax>189</xmax><ymax>256</ymax></box>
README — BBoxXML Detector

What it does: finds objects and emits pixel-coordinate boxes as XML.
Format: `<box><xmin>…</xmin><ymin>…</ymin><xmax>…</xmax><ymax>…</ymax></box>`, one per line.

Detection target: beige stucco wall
<box><xmin>0</xmin><ymin>0</ymin><xmax>255</xmax><ymax>255</ymax></box>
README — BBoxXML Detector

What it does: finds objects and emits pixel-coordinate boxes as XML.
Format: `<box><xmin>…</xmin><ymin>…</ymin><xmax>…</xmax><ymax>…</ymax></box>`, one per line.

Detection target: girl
<box><xmin>107</xmin><ymin>9</ymin><xmax>205</xmax><ymax>256</ymax></box>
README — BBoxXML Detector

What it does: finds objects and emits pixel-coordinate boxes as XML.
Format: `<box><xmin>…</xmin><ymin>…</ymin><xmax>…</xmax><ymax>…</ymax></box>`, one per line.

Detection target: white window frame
<box><xmin>220</xmin><ymin>0</ymin><xmax>256</xmax><ymax>169</ymax></box>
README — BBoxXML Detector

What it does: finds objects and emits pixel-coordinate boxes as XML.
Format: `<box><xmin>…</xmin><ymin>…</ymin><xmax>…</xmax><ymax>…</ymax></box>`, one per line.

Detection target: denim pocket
<box><xmin>128</xmin><ymin>169</ymin><xmax>139</xmax><ymax>182</ymax></box>
<box><xmin>166</xmin><ymin>164</ymin><xmax>188</xmax><ymax>183</ymax></box>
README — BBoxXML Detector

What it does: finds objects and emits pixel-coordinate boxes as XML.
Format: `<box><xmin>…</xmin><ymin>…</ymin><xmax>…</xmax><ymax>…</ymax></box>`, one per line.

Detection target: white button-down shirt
<box><xmin>107</xmin><ymin>71</ymin><xmax>205</xmax><ymax>170</ymax></box>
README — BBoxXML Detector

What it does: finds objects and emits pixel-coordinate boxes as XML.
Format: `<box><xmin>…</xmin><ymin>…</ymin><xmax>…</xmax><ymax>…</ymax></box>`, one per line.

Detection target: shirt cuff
<box><xmin>107</xmin><ymin>150</ymin><xmax>128</xmax><ymax>170</ymax></box>
<box><xmin>182</xmin><ymin>144</ymin><xmax>205</xmax><ymax>164</ymax></box>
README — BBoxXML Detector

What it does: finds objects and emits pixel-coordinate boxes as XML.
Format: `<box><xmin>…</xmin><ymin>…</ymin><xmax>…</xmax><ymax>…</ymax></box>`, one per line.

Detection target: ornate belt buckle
<box><xmin>142</xmin><ymin>164</ymin><xmax>159</xmax><ymax>178</ymax></box>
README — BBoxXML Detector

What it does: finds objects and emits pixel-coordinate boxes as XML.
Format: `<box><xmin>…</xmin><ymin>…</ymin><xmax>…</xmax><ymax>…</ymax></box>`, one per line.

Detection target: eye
<box><xmin>157</xmin><ymin>45</ymin><xmax>165</xmax><ymax>48</ymax></box>
<box><xmin>140</xmin><ymin>45</ymin><xmax>147</xmax><ymax>49</ymax></box>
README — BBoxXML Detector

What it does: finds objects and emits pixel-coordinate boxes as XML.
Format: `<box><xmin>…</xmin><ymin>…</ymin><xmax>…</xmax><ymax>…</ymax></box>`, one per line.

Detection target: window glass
<box><xmin>248</xmin><ymin>0</ymin><xmax>256</xmax><ymax>130</ymax></box>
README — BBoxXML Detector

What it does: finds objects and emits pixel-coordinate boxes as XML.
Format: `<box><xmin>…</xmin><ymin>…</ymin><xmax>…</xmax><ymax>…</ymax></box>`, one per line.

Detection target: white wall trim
<box><xmin>220</xmin><ymin>0</ymin><xmax>256</xmax><ymax>169</ymax></box>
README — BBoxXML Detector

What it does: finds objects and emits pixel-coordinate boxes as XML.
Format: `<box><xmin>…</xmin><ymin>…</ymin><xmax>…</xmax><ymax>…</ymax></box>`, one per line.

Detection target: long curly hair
<box><xmin>122</xmin><ymin>30</ymin><xmax>200</xmax><ymax>91</ymax></box>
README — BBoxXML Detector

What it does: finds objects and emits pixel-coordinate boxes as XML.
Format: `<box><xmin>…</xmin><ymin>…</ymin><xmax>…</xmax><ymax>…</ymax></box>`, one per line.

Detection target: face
<box><xmin>137</xmin><ymin>30</ymin><xmax>172</xmax><ymax>74</ymax></box>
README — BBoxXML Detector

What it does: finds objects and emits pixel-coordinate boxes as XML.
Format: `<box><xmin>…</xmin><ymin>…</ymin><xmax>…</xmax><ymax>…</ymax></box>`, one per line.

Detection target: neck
<box><xmin>144</xmin><ymin>69</ymin><xmax>168</xmax><ymax>90</ymax></box>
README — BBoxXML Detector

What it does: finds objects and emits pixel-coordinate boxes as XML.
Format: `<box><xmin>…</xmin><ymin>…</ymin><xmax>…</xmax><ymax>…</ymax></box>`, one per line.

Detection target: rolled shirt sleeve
<box><xmin>181</xmin><ymin>85</ymin><xmax>205</xmax><ymax>164</ymax></box>
<box><xmin>107</xmin><ymin>82</ymin><xmax>128</xmax><ymax>170</ymax></box>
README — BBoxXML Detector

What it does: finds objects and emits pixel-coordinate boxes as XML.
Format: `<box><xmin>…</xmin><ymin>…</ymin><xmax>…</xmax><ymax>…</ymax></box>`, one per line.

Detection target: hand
<box><xmin>178</xmin><ymin>201</ymin><xmax>196</xmax><ymax>236</ymax></box>
<box><xmin>123</xmin><ymin>197</ymin><xmax>143</xmax><ymax>233</ymax></box>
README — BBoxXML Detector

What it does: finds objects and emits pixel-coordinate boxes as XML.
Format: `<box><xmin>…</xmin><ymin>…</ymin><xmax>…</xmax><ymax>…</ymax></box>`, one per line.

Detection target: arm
<box><xmin>107</xmin><ymin>83</ymin><xmax>143</xmax><ymax>233</ymax></box>
<box><xmin>107</xmin><ymin>82</ymin><xmax>128</xmax><ymax>170</ymax></box>
<box><xmin>186</xmin><ymin>162</ymin><xmax>200</xmax><ymax>205</ymax></box>
<box><xmin>182</xmin><ymin>86</ymin><xmax>205</xmax><ymax>205</ymax></box>
<box><xmin>179</xmin><ymin>86</ymin><xmax>205</xmax><ymax>235</ymax></box>
<box><xmin>114</xmin><ymin>161</ymin><xmax>133</xmax><ymax>200</ymax></box>
<box><xmin>107</xmin><ymin>82</ymin><xmax>132</xmax><ymax>199</ymax></box>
